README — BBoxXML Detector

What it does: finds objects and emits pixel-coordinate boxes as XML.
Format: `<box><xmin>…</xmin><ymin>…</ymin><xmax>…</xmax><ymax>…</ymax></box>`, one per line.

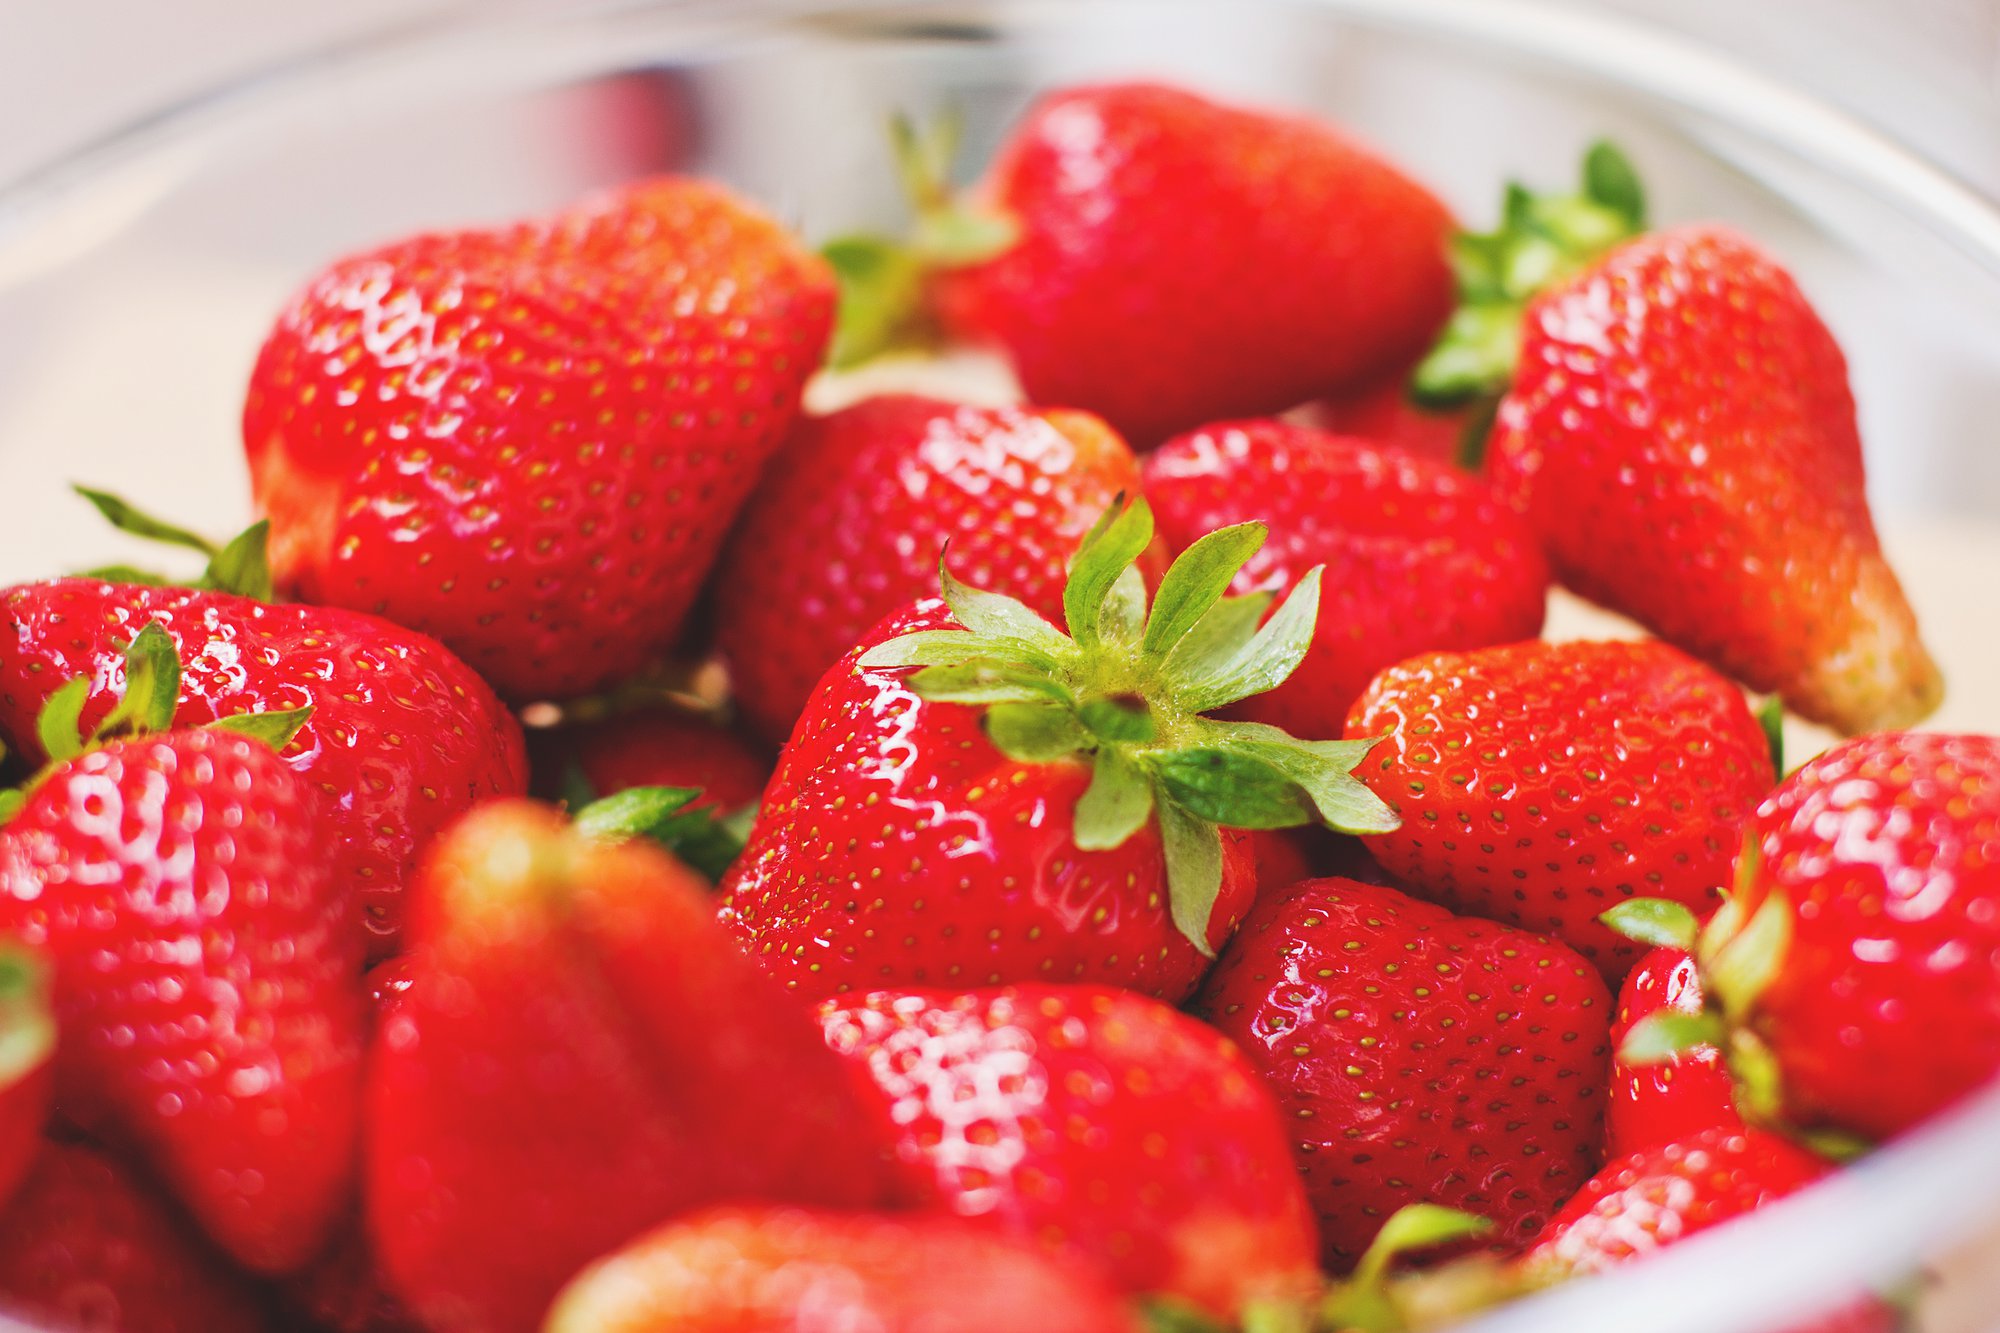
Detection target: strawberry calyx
<box><xmin>820</xmin><ymin>110</ymin><xmax>1019</xmax><ymax>368</ymax></box>
<box><xmin>1603</xmin><ymin>850</ymin><xmax>1869</xmax><ymax>1159</ymax></box>
<box><xmin>570</xmin><ymin>784</ymin><xmax>755</xmax><ymax>883</ymax></box>
<box><xmin>859</xmin><ymin>496</ymin><xmax>1397</xmax><ymax>958</ymax></box>
<box><xmin>0</xmin><ymin>943</ymin><xmax>55</xmax><ymax>1090</ymax></box>
<box><xmin>1317</xmin><ymin>1205</ymin><xmax>1500</xmax><ymax>1332</ymax></box>
<box><xmin>0</xmin><ymin>621</ymin><xmax>313</xmax><ymax>824</ymax></box>
<box><xmin>71</xmin><ymin>484</ymin><xmax>275</xmax><ymax>600</ymax></box>
<box><xmin>1410</xmin><ymin>141</ymin><xmax>1646</xmax><ymax>462</ymax></box>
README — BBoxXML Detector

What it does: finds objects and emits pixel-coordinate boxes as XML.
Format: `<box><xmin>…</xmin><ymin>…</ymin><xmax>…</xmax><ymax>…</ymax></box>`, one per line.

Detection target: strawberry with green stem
<box><xmin>0</xmin><ymin>624</ymin><xmax>364</xmax><ymax>1274</ymax></box>
<box><xmin>1419</xmin><ymin>143</ymin><xmax>1939</xmax><ymax>733</ymax></box>
<box><xmin>1612</xmin><ymin>731</ymin><xmax>2000</xmax><ymax>1146</ymax></box>
<box><xmin>719</xmin><ymin>497</ymin><xmax>1398</xmax><ymax>1002</ymax></box>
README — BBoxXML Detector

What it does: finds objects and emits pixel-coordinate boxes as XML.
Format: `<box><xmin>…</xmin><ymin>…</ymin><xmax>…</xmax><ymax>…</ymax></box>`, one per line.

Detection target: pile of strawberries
<box><xmin>0</xmin><ymin>78</ymin><xmax>1992</xmax><ymax>1333</ymax></box>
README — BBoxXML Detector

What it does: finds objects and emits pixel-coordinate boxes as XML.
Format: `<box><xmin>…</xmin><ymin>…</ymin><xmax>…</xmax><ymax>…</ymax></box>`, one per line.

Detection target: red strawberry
<box><xmin>819</xmin><ymin>985</ymin><xmax>1317</xmax><ymax>1316</ymax></box>
<box><xmin>1345</xmin><ymin>639</ymin><xmax>1774</xmax><ymax>979</ymax></box>
<box><xmin>915</xmin><ymin>83</ymin><xmax>1454</xmax><ymax>445</ymax></box>
<box><xmin>0</xmin><ymin>579</ymin><xmax>526</xmax><ymax>957</ymax></box>
<box><xmin>719</xmin><ymin>498</ymin><xmax>1397</xmax><ymax>1002</ymax></box>
<box><xmin>1522</xmin><ymin>1127</ymin><xmax>1826</xmax><ymax>1279</ymax></box>
<box><xmin>0</xmin><ymin>1140</ymin><xmax>272</xmax><ymax>1333</ymax></box>
<box><xmin>243</xmin><ymin>176</ymin><xmax>835</xmax><ymax>702</ymax></box>
<box><xmin>1483</xmin><ymin>225</ymin><xmax>1939</xmax><ymax>734</ymax></box>
<box><xmin>714</xmin><ymin>394</ymin><xmax>1147</xmax><ymax>742</ymax></box>
<box><xmin>1194</xmin><ymin>877</ymin><xmax>1610</xmax><ymax>1269</ymax></box>
<box><xmin>366</xmin><ymin>801</ymin><xmax>904</xmax><ymax>1333</ymax></box>
<box><xmin>1625</xmin><ymin>732</ymin><xmax>2000</xmax><ymax>1144</ymax></box>
<box><xmin>1300</xmin><ymin>373</ymin><xmax>1477</xmax><ymax>468</ymax></box>
<box><xmin>545</xmin><ymin>1206</ymin><xmax>1141</xmax><ymax>1333</ymax></box>
<box><xmin>530</xmin><ymin>706</ymin><xmax>769</xmax><ymax>812</ymax></box>
<box><xmin>1605</xmin><ymin>945</ymin><xmax>1741</xmax><ymax>1158</ymax></box>
<box><xmin>0</xmin><ymin>944</ymin><xmax>53</xmax><ymax>1209</ymax></box>
<box><xmin>1143</xmin><ymin>421</ymin><xmax>1547</xmax><ymax>738</ymax></box>
<box><xmin>0</xmin><ymin>726</ymin><xmax>364</xmax><ymax>1274</ymax></box>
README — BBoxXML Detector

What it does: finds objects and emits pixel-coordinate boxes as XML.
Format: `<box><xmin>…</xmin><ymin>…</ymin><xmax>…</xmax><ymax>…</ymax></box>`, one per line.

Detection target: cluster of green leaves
<box><xmin>860</xmin><ymin>496</ymin><xmax>1396</xmax><ymax>956</ymax></box>
<box><xmin>567</xmin><ymin>779</ymin><xmax>755</xmax><ymax>883</ymax></box>
<box><xmin>72</xmin><ymin>485</ymin><xmax>274</xmax><ymax>600</ymax></box>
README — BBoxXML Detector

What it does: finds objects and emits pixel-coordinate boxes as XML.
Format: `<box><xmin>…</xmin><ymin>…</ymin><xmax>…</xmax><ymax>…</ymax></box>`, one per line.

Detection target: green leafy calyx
<box><xmin>1319</xmin><ymin>1205</ymin><xmax>1498</xmax><ymax>1333</ymax></box>
<box><xmin>0</xmin><ymin>621</ymin><xmax>313</xmax><ymax>825</ymax></box>
<box><xmin>73</xmin><ymin>484</ymin><xmax>275</xmax><ymax>600</ymax></box>
<box><xmin>1411</xmin><ymin>140</ymin><xmax>1648</xmax><ymax>454</ymax></box>
<box><xmin>571</xmin><ymin>783</ymin><xmax>755</xmax><ymax>883</ymax></box>
<box><xmin>0</xmin><ymin>943</ymin><xmax>55</xmax><ymax>1085</ymax></box>
<box><xmin>820</xmin><ymin>109</ymin><xmax>1019</xmax><ymax>368</ymax></box>
<box><xmin>859</xmin><ymin>497</ymin><xmax>1397</xmax><ymax>957</ymax></box>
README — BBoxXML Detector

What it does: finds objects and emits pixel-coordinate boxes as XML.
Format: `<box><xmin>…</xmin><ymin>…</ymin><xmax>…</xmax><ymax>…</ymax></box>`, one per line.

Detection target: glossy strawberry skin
<box><xmin>529</xmin><ymin>707</ymin><xmax>770</xmax><ymax>811</ymax></box>
<box><xmin>1486</xmin><ymin>225</ymin><xmax>1939</xmax><ymax>735</ymax></box>
<box><xmin>1607</xmin><ymin>946</ymin><xmax>1742</xmax><ymax>1159</ymax></box>
<box><xmin>0</xmin><ymin>579</ymin><xmax>527</xmax><ymax>959</ymax></box>
<box><xmin>1144</xmin><ymin>421</ymin><xmax>1547</xmax><ymax>738</ymax></box>
<box><xmin>0</xmin><ymin>730</ymin><xmax>365</xmax><ymax>1275</ymax></box>
<box><xmin>820</xmin><ymin>985</ymin><xmax>1318</xmax><ymax>1315</ymax></box>
<box><xmin>1524</xmin><ymin>1127</ymin><xmax>1825</xmax><ymax>1278</ymax></box>
<box><xmin>935</xmin><ymin>83</ymin><xmax>1454</xmax><ymax>446</ymax></box>
<box><xmin>547</xmin><ymin>1206</ymin><xmax>1141</xmax><ymax>1333</ymax></box>
<box><xmin>367</xmin><ymin>801</ymin><xmax>904</xmax><ymax>1333</ymax></box>
<box><xmin>0</xmin><ymin>1140</ymin><xmax>273</xmax><ymax>1333</ymax></box>
<box><xmin>1194</xmin><ymin>878</ymin><xmax>1610</xmax><ymax>1269</ymax></box>
<box><xmin>1346</xmin><ymin>639</ymin><xmax>1774</xmax><ymax>980</ymax></box>
<box><xmin>719</xmin><ymin>600</ymin><xmax>1257</xmax><ymax>1004</ymax></box>
<box><xmin>1301</xmin><ymin>374</ymin><xmax>1473</xmax><ymax>467</ymax></box>
<box><xmin>244</xmin><ymin>177</ymin><xmax>835</xmax><ymax>702</ymax></box>
<box><xmin>1735</xmin><ymin>732</ymin><xmax>2000</xmax><ymax>1140</ymax></box>
<box><xmin>715</xmin><ymin>395</ymin><xmax>1146</xmax><ymax>743</ymax></box>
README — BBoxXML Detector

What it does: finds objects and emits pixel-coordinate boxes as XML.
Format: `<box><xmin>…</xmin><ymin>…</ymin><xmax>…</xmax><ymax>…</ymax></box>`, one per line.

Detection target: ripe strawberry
<box><xmin>841</xmin><ymin>83</ymin><xmax>1453</xmax><ymax>445</ymax></box>
<box><xmin>719</xmin><ymin>498</ymin><xmax>1396</xmax><ymax>1002</ymax></box>
<box><xmin>1605</xmin><ymin>945</ymin><xmax>1741</xmax><ymax>1158</ymax></box>
<box><xmin>0</xmin><ymin>579</ymin><xmax>527</xmax><ymax>956</ymax></box>
<box><xmin>0</xmin><ymin>724</ymin><xmax>364</xmax><ymax>1274</ymax></box>
<box><xmin>1194</xmin><ymin>877</ymin><xmax>1610</xmax><ymax>1269</ymax></box>
<box><xmin>1143</xmin><ymin>420</ymin><xmax>1547</xmax><ymax>738</ymax></box>
<box><xmin>243</xmin><ymin>176</ymin><xmax>835</xmax><ymax>702</ymax></box>
<box><xmin>546</xmin><ymin>1206</ymin><xmax>1142</xmax><ymax>1333</ymax></box>
<box><xmin>714</xmin><ymin>394</ymin><xmax>1146</xmax><ymax>742</ymax></box>
<box><xmin>820</xmin><ymin>985</ymin><xmax>1317</xmax><ymax>1316</ymax></box>
<box><xmin>0</xmin><ymin>1140</ymin><xmax>273</xmax><ymax>1333</ymax></box>
<box><xmin>1345</xmin><ymin>639</ymin><xmax>1774</xmax><ymax>979</ymax></box>
<box><xmin>0</xmin><ymin>944</ymin><xmax>53</xmax><ymax>1210</ymax></box>
<box><xmin>366</xmin><ymin>801</ymin><xmax>905</xmax><ymax>1333</ymax></box>
<box><xmin>1623</xmin><ymin>732</ymin><xmax>2000</xmax><ymax>1144</ymax></box>
<box><xmin>1300</xmin><ymin>368</ymin><xmax>1478</xmax><ymax>468</ymax></box>
<box><xmin>1483</xmin><ymin>225</ymin><xmax>1939</xmax><ymax>734</ymax></box>
<box><xmin>530</xmin><ymin>706</ymin><xmax>769</xmax><ymax>812</ymax></box>
<box><xmin>1521</xmin><ymin>1127</ymin><xmax>1825</xmax><ymax>1279</ymax></box>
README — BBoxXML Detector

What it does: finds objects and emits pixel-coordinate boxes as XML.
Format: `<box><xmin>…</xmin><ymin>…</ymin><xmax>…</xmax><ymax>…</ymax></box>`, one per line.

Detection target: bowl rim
<box><xmin>0</xmin><ymin>3</ymin><xmax>1995</xmax><ymax>1331</ymax></box>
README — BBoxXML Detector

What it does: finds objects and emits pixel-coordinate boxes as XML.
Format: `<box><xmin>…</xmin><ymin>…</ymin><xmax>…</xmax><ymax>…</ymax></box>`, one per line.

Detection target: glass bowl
<box><xmin>0</xmin><ymin>2</ymin><xmax>1995</xmax><ymax>1330</ymax></box>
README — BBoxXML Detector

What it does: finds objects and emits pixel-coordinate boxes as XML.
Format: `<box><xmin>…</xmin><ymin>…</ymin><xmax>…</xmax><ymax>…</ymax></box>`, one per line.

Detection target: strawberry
<box><xmin>1143</xmin><ymin>421</ymin><xmax>1548</xmax><ymax>738</ymax></box>
<box><xmin>0</xmin><ymin>944</ymin><xmax>53</xmax><ymax>1209</ymax></box>
<box><xmin>1620</xmin><ymin>732</ymin><xmax>2000</xmax><ymax>1144</ymax></box>
<box><xmin>1604</xmin><ymin>944</ymin><xmax>1741</xmax><ymax>1159</ymax></box>
<box><xmin>0</xmin><ymin>1140</ymin><xmax>273</xmax><ymax>1333</ymax></box>
<box><xmin>719</xmin><ymin>498</ymin><xmax>1397</xmax><ymax>1002</ymax></box>
<box><xmin>242</xmin><ymin>176</ymin><xmax>835</xmax><ymax>702</ymax></box>
<box><xmin>0</xmin><ymin>579</ymin><xmax>527</xmax><ymax>956</ymax></box>
<box><xmin>1193</xmin><ymin>877</ymin><xmax>1610</xmax><ymax>1269</ymax></box>
<box><xmin>0</xmin><ymin>704</ymin><xmax>365</xmax><ymax>1274</ymax></box>
<box><xmin>1345</xmin><ymin>638</ymin><xmax>1774</xmax><ymax>979</ymax></box>
<box><xmin>1479</xmin><ymin>224</ymin><xmax>1940</xmax><ymax>734</ymax></box>
<box><xmin>714</xmin><ymin>393</ymin><xmax>1147</xmax><ymax>742</ymax></box>
<box><xmin>366</xmin><ymin>800</ymin><xmax>905</xmax><ymax>1333</ymax></box>
<box><xmin>1300</xmin><ymin>372</ymin><xmax>1478</xmax><ymax>468</ymax></box>
<box><xmin>530</xmin><ymin>705</ymin><xmax>770</xmax><ymax>812</ymax></box>
<box><xmin>834</xmin><ymin>84</ymin><xmax>1454</xmax><ymax>445</ymax></box>
<box><xmin>546</xmin><ymin>1205</ymin><xmax>1141</xmax><ymax>1333</ymax></box>
<box><xmin>820</xmin><ymin>984</ymin><xmax>1316</xmax><ymax>1316</ymax></box>
<box><xmin>1521</xmin><ymin>1127</ymin><xmax>1827</xmax><ymax>1280</ymax></box>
